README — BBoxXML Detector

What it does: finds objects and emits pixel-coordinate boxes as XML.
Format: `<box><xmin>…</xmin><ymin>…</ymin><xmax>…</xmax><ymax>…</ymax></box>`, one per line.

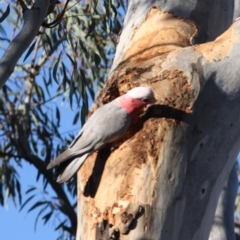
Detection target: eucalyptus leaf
<box><xmin>0</xmin><ymin>5</ymin><xmax>10</xmax><ymax>23</ymax></box>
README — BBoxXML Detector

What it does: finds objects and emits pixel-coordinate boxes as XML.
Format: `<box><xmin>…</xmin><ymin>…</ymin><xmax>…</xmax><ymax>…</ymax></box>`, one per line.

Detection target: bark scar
<box><xmin>118</xmin><ymin>205</ymin><xmax>144</xmax><ymax>235</ymax></box>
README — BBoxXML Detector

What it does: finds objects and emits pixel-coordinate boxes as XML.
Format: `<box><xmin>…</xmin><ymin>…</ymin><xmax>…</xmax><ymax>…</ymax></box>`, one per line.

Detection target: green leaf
<box><xmin>43</xmin><ymin>76</ymin><xmax>51</xmax><ymax>96</ymax></box>
<box><xmin>56</xmin><ymin>107</ymin><xmax>60</xmax><ymax>126</ymax></box>
<box><xmin>72</xmin><ymin>111</ymin><xmax>79</xmax><ymax>125</ymax></box>
<box><xmin>62</xmin><ymin>62</ymin><xmax>68</xmax><ymax>91</ymax></box>
<box><xmin>69</xmin><ymin>79</ymin><xmax>75</xmax><ymax>109</ymax></box>
<box><xmin>42</xmin><ymin>211</ymin><xmax>53</xmax><ymax>225</ymax></box>
<box><xmin>41</xmin><ymin>34</ymin><xmax>51</xmax><ymax>56</ymax></box>
<box><xmin>28</xmin><ymin>201</ymin><xmax>47</xmax><ymax>213</ymax></box>
<box><xmin>111</xmin><ymin>4</ymin><xmax>117</xmax><ymax>18</ymax></box>
<box><xmin>104</xmin><ymin>0</ymin><xmax>110</xmax><ymax>16</ymax></box>
<box><xmin>93</xmin><ymin>0</ymin><xmax>99</xmax><ymax>10</ymax></box>
<box><xmin>0</xmin><ymin>182</ymin><xmax>3</xmax><ymax>206</ymax></box>
<box><xmin>94</xmin><ymin>53</ymin><xmax>101</xmax><ymax>66</ymax></box>
<box><xmin>0</xmin><ymin>5</ymin><xmax>10</xmax><ymax>23</ymax></box>
<box><xmin>79</xmin><ymin>40</ymin><xmax>89</xmax><ymax>58</ymax></box>
<box><xmin>36</xmin><ymin>170</ymin><xmax>41</xmax><ymax>182</ymax></box>
<box><xmin>43</xmin><ymin>178</ymin><xmax>48</xmax><ymax>191</ymax></box>
<box><xmin>25</xmin><ymin>187</ymin><xmax>36</xmax><ymax>194</ymax></box>
<box><xmin>16</xmin><ymin>180</ymin><xmax>22</xmax><ymax>205</ymax></box>
<box><xmin>34</xmin><ymin>206</ymin><xmax>48</xmax><ymax>231</ymax></box>
<box><xmin>23</xmin><ymin>40</ymin><xmax>36</xmax><ymax>62</ymax></box>
<box><xmin>35</xmin><ymin>85</ymin><xmax>45</xmax><ymax>102</ymax></box>
<box><xmin>44</xmin><ymin>33</ymin><xmax>53</xmax><ymax>53</ymax></box>
<box><xmin>20</xmin><ymin>195</ymin><xmax>35</xmax><ymax>211</ymax></box>
<box><xmin>80</xmin><ymin>69</ymin><xmax>86</xmax><ymax>84</ymax></box>
<box><xmin>53</xmin><ymin>52</ymin><xmax>62</xmax><ymax>84</ymax></box>
<box><xmin>54</xmin><ymin>220</ymin><xmax>67</xmax><ymax>231</ymax></box>
<box><xmin>66</xmin><ymin>53</ymin><xmax>76</xmax><ymax>67</ymax></box>
<box><xmin>86</xmin><ymin>20</ymin><xmax>95</xmax><ymax>36</ymax></box>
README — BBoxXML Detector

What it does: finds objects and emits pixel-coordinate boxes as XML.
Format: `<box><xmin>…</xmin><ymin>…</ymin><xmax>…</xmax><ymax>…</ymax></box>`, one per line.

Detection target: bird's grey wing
<box><xmin>47</xmin><ymin>126</ymin><xmax>95</xmax><ymax>170</ymax></box>
<box><xmin>47</xmin><ymin>99</ymin><xmax>131</xmax><ymax>172</ymax></box>
<box><xmin>79</xmin><ymin>101</ymin><xmax>132</xmax><ymax>150</ymax></box>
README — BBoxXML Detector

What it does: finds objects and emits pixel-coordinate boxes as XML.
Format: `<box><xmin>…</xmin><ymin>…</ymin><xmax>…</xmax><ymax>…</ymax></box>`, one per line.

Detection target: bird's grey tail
<box><xmin>47</xmin><ymin>148</ymin><xmax>88</xmax><ymax>169</ymax></box>
<box><xmin>47</xmin><ymin>149</ymin><xmax>81</xmax><ymax>170</ymax></box>
<box><xmin>56</xmin><ymin>153</ymin><xmax>89</xmax><ymax>183</ymax></box>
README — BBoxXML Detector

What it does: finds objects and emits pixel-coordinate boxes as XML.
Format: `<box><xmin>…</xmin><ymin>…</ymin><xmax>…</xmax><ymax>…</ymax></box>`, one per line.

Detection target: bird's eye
<box><xmin>143</xmin><ymin>98</ymin><xmax>149</xmax><ymax>103</ymax></box>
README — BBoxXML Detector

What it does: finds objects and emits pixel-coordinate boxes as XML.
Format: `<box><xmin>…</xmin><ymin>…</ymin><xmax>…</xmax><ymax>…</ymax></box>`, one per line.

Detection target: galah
<box><xmin>47</xmin><ymin>86</ymin><xmax>156</xmax><ymax>183</ymax></box>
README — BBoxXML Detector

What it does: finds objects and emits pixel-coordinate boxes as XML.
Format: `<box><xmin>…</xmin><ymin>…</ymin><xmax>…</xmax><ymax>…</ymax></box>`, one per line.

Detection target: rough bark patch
<box><xmin>195</xmin><ymin>22</ymin><xmax>240</xmax><ymax>62</ymax></box>
<box><xmin>122</xmin><ymin>7</ymin><xmax>197</xmax><ymax>62</ymax></box>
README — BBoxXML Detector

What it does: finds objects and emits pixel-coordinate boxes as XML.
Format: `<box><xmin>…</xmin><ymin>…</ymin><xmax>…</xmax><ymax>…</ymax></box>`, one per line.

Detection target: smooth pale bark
<box><xmin>77</xmin><ymin>1</ymin><xmax>240</xmax><ymax>239</ymax></box>
<box><xmin>0</xmin><ymin>0</ymin><xmax>49</xmax><ymax>88</ymax></box>
<box><xmin>209</xmin><ymin>163</ymin><xmax>238</xmax><ymax>240</ymax></box>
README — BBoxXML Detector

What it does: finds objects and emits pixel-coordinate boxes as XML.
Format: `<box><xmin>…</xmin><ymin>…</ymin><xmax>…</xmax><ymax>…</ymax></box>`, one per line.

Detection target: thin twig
<box><xmin>42</xmin><ymin>0</ymin><xmax>71</xmax><ymax>28</ymax></box>
<box><xmin>31</xmin><ymin>30</ymin><xmax>42</xmax><ymax>67</ymax></box>
<box><xmin>31</xmin><ymin>89</ymin><xmax>67</xmax><ymax>107</ymax></box>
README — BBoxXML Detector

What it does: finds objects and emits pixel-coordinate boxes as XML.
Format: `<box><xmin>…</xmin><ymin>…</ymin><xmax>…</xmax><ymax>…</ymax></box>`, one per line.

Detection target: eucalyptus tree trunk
<box><xmin>77</xmin><ymin>0</ymin><xmax>240</xmax><ymax>239</ymax></box>
<box><xmin>209</xmin><ymin>163</ymin><xmax>238</xmax><ymax>240</ymax></box>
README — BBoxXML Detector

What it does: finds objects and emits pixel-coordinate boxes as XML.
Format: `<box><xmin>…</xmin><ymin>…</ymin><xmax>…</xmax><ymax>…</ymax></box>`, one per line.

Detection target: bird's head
<box><xmin>126</xmin><ymin>86</ymin><xmax>156</xmax><ymax>105</ymax></box>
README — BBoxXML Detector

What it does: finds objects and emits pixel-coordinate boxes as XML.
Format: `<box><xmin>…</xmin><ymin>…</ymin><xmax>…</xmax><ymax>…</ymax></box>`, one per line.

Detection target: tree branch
<box><xmin>17</xmin><ymin>140</ymin><xmax>77</xmax><ymax>233</ymax></box>
<box><xmin>42</xmin><ymin>0</ymin><xmax>71</xmax><ymax>28</ymax></box>
<box><xmin>3</xmin><ymin>130</ymin><xmax>77</xmax><ymax>234</ymax></box>
<box><xmin>0</xmin><ymin>0</ymin><xmax>50</xmax><ymax>88</ymax></box>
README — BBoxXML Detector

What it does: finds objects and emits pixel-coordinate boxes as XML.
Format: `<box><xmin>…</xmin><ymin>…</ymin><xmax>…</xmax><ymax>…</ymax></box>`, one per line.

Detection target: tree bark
<box><xmin>0</xmin><ymin>0</ymin><xmax>49</xmax><ymax>88</ymax></box>
<box><xmin>77</xmin><ymin>1</ymin><xmax>240</xmax><ymax>239</ymax></box>
<box><xmin>209</xmin><ymin>163</ymin><xmax>238</xmax><ymax>240</ymax></box>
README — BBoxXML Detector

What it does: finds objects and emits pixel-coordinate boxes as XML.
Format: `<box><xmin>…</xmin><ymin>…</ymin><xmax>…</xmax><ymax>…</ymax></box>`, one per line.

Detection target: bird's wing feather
<box><xmin>47</xmin><ymin>99</ymin><xmax>131</xmax><ymax>173</ymax></box>
<box><xmin>56</xmin><ymin>153</ymin><xmax>89</xmax><ymax>183</ymax></box>
<box><xmin>79</xmin><ymin>100</ymin><xmax>132</xmax><ymax>148</ymax></box>
<box><xmin>47</xmin><ymin>143</ymin><xmax>92</xmax><ymax>169</ymax></box>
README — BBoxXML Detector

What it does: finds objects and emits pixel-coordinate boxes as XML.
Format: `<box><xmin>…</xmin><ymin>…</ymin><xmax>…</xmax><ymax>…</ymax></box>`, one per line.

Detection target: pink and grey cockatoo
<box><xmin>47</xmin><ymin>86</ymin><xmax>156</xmax><ymax>183</ymax></box>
